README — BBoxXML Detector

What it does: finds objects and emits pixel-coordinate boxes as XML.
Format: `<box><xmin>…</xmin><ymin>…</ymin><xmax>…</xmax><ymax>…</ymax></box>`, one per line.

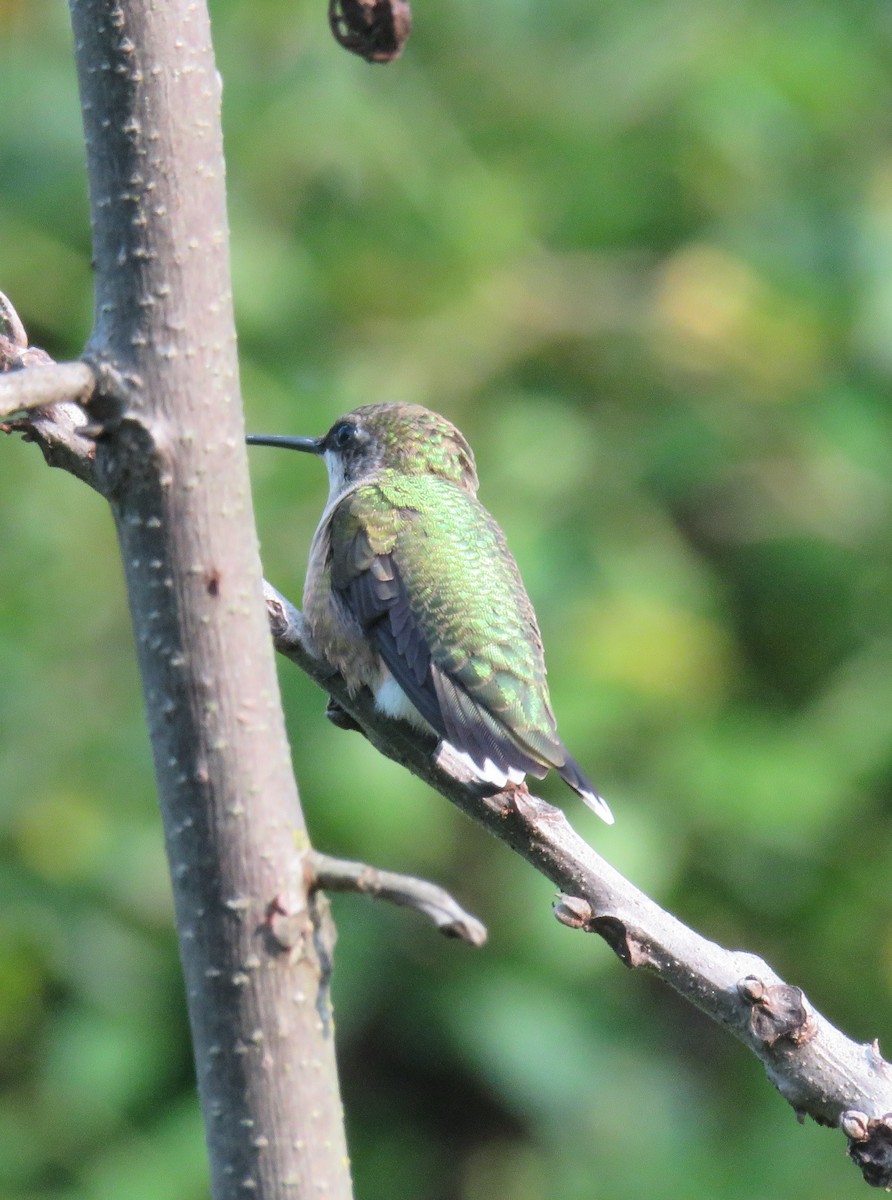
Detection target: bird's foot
<box><xmin>325</xmin><ymin>697</ymin><xmax>363</xmax><ymax>732</ymax></box>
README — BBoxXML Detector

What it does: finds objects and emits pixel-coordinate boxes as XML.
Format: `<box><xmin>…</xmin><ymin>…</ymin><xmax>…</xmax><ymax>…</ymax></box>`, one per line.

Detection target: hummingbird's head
<box><xmin>248</xmin><ymin>403</ymin><xmax>479</xmax><ymax>499</ymax></box>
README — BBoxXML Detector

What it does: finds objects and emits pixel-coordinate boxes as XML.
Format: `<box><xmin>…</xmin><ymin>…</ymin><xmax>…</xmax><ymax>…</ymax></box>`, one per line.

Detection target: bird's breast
<box><xmin>302</xmin><ymin>518</ymin><xmax>381</xmax><ymax>695</ymax></box>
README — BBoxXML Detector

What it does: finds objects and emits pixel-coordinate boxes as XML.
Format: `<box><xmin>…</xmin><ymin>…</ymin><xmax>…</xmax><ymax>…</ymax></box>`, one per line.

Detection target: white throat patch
<box><xmin>323</xmin><ymin>449</ymin><xmax>348</xmax><ymax>506</ymax></box>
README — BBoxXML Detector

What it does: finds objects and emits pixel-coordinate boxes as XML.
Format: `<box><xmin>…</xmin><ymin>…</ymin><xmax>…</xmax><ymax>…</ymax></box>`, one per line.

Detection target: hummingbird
<box><xmin>248</xmin><ymin>403</ymin><xmax>613</xmax><ymax>824</ymax></box>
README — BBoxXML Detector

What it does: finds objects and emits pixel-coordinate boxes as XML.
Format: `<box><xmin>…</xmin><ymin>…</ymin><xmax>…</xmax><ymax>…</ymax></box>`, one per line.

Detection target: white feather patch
<box><xmin>373</xmin><ymin>676</ymin><xmax>430</xmax><ymax>729</ymax></box>
<box><xmin>373</xmin><ymin>676</ymin><xmax>613</xmax><ymax>823</ymax></box>
<box><xmin>322</xmin><ymin>449</ymin><xmax>348</xmax><ymax>506</ymax></box>
<box><xmin>444</xmin><ymin>746</ymin><xmax>526</xmax><ymax>788</ymax></box>
<box><xmin>374</xmin><ymin>679</ymin><xmax>524</xmax><ymax>785</ymax></box>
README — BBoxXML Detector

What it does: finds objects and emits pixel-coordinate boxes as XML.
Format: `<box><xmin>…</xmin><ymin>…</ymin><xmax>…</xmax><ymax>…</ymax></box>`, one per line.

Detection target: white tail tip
<box><xmin>580</xmin><ymin>788</ymin><xmax>615</xmax><ymax>825</ymax></box>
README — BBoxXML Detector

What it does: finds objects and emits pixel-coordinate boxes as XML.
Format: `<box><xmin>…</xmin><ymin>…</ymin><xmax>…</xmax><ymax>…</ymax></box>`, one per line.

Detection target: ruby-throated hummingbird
<box><xmin>248</xmin><ymin>403</ymin><xmax>613</xmax><ymax>824</ymax></box>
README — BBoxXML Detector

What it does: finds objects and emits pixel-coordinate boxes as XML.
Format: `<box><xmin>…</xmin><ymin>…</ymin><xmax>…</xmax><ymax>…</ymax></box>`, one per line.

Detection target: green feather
<box><xmin>332</xmin><ymin>472</ymin><xmax>564</xmax><ymax>766</ymax></box>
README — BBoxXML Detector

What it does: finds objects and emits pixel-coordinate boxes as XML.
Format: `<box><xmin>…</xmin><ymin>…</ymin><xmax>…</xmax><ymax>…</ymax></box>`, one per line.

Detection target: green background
<box><xmin>2</xmin><ymin>0</ymin><xmax>892</xmax><ymax>1196</ymax></box>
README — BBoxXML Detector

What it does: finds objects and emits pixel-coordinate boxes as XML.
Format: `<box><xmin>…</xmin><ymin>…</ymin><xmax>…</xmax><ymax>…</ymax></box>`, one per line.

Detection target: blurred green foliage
<box><xmin>2</xmin><ymin>0</ymin><xmax>892</xmax><ymax>1196</ymax></box>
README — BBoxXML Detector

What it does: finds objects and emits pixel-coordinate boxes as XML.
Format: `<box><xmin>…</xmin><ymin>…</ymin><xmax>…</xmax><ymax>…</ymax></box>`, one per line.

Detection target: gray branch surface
<box><xmin>48</xmin><ymin>4</ymin><xmax>353</xmax><ymax>1197</ymax></box>
<box><xmin>0</xmin><ymin>360</ymin><xmax>95</xmax><ymax>417</ymax></box>
<box><xmin>263</xmin><ymin>586</ymin><xmax>892</xmax><ymax>1188</ymax></box>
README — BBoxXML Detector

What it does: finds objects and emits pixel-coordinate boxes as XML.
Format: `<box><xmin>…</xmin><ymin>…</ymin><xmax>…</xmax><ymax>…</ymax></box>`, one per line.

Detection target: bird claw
<box><xmin>325</xmin><ymin>697</ymin><xmax>363</xmax><ymax>733</ymax></box>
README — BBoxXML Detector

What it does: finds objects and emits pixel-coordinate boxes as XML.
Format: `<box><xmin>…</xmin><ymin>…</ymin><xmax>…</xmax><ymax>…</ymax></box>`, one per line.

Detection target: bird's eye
<box><xmin>332</xmin><ymin>422</ymin><xmax>357</xmax><ymax>450</ymax></box>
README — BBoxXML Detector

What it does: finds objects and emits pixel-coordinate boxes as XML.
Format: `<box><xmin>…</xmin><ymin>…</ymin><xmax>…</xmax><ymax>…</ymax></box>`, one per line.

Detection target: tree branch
<box><xmin>0</xmin><ymin>361</ymin><xmax>96</xmax><ymax>417</ymax></box>
<box><xmin>61</xmin><ymin>3</ymin><xmax>352</xmax><ymax>1196</ymax></box>
<box><xmin>0</xmin><ymin>293</ymin><xmax>101</xmax><ymax>489</ymax></box>
<box><xmin>308</xmin><ymin>850</ymin><xmax>487</xmax><ymax>946</ymax></box>
<box><xmin>264</xmin><ymin>583</ymin><xmax>892</xmax><ymax>1188</ymax></box>
<box><xmin>7</xmin><ymin>289</ymin><xmax>892</xmax><ymax>1185</ymax></box>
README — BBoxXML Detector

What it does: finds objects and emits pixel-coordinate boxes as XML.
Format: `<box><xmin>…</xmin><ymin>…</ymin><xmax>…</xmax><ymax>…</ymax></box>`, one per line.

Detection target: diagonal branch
<box><xmin>5</xmin><ymin>293</ymin><xmax>892</xmax><ymax>1188</ymax></box>
<box><xmin>0</xmin><ymin>292</ymin><xmax>100</xmax><ymax>490</ymax></box>
<box><xmin>0</xmin><ymin>361</ymin><xmax>96</xmax><ymax>417</ymax></box>
<box><xmin>264</xmin><ymin>582</ymin><xmax>892</xmax><ymax>1189</ymax></box>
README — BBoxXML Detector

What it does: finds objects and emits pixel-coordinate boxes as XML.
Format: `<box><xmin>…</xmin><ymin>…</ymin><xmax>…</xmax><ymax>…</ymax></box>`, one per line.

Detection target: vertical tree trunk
<box><xmin>67</xmin><ymin>3</ymin><xmax>352</xmax><ymax>1195</ymax></box>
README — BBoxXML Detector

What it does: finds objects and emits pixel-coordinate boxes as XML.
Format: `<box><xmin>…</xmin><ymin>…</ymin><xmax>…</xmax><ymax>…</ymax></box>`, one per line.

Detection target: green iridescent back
<box><xmin>336</xmin><ymin>471</ymin><xmax>563</xmax><ymax>762</ymax></box>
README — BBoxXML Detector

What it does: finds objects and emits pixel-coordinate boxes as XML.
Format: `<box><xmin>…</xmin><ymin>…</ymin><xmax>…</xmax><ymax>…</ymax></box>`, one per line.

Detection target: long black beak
<box><xmin>246</xmin><ymin>434</ymin><xmax>324</xmax><ymax>454</ymax></box>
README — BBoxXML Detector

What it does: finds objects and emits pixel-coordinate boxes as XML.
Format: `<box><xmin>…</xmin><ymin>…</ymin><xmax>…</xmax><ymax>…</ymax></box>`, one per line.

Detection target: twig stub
<box><xmin>308</xmin><ymin>850</ymin><xmax>487</xmax><ymax>946</ymax></box>
<box><xmin>0</xmin><ymin>291</ymin><xmax>28</xmax><ymax>353</ymax></box>
<box><xmin>0</xmin><ymin>291</ymin><xmax>54</xmax><ymax>376</ymax></box>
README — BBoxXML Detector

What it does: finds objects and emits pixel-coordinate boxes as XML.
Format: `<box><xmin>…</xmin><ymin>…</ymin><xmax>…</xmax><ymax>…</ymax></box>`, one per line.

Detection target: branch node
<box><xmin>260</xmin><ymin>894</ymin><xmax>307</xmax><ymax>953</ymax></box>
<box><xmin>265</xmin><ymin>589</ymin><xmax>290</xmax><ymax>639</ymax></box>
<box><xmin>737</xmin><ymin>975</ymin><xmax>816</xmax><ymax>1048</ymax></box>
<box><xmin>264</xmin><ymin>584</ymin><xmax>330</xmax><ymax>674</ymax></box>
<box><xmin>79</xmin><ymin>358</ymin><xmax>131</xmax><ymax>439</ymax></box>
<box><xmin>841</xmin><ymin>1109</ymin><xmax>872</xmax><ymax>1143</ymax></box>
<box><xmin>869</xmin><ymin>1039</ymin><xmax>888</xmax><ymax>1069</ymax></box>
<box><xmin>553</xmin><ymin>894</ymin><xmax>594</xmax><ymax>929</ymax></box>
<box><xmin>554</xmin><ymin>892</ymin><xmax>653</xmax><ymax>969</ymax></box>
<box><xmin>589</xmin><ymin>914</ymin><xmax>652</xmax><ymax>968</ymax></box>
<box><xmin>843</xmin><ymin>1111</ymin><xmax>892</xmax><ymax>1188</ymax></box>
<box><xmin>737</xmin><ymin>974</ymin><xmax>766</xmax><ymax>1004</ymax></box>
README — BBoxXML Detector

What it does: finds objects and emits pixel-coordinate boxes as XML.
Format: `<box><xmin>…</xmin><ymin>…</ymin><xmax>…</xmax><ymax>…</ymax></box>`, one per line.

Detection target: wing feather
<box><xmin>329</xmin><ymin>481</ymin><xmax>569</xmax><ymax>785</ymax></box>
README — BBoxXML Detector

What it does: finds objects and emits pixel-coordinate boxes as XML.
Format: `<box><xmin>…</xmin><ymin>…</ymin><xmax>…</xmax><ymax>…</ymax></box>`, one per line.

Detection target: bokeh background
<box><xmin>2</xmin><ymin>0</ymin><xmax>892</xmax><ymax>1196</ymax></box>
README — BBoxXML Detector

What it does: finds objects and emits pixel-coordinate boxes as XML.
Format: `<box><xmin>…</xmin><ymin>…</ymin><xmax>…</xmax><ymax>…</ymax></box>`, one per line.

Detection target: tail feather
<box><xmin>558</xmin><ymin>753</ymin><xmax>614</xmax><ymax>825</ymax></box>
